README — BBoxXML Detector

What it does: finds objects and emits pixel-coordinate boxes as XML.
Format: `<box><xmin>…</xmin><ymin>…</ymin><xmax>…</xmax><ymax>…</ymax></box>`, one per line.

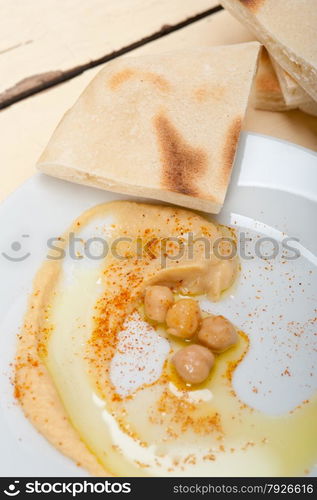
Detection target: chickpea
<box><xmin>172</xmin><ymin>344</ymin><xmax>214</xmax><ymax>384</ymax></box>
<box><xmin>144</xmin><ymin>285</ymin><xmax>174</xmax><ymax>322</ymax></box>
<box><xmin>166</xmin><ymin>299</ymin><xmax>201</xmax><ymax>339</ymax></box>
<box><xmin>197</xmin><ymin>315</ymin><xmax>238</xmax><ymax>353</ymax></box>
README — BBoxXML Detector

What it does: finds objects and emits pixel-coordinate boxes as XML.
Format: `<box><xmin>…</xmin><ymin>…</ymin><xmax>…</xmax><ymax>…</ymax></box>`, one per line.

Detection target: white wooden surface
<box><xmin>0</xmin><ymin>0</ymin><xmax>218</xmax><ymax>104</ymax></box>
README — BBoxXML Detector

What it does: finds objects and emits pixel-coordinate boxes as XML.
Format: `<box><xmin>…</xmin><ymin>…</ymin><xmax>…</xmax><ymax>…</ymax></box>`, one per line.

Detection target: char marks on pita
<box><xmin>154</xmin><ymin>113</ymin><xmax>207</xmax><ymax>197</ymax></box>
<box><xmin>194</xmin><ymin>85</ymin><xmax>226</xmax><ymax>103</ymax></box>
<box><xmin>108</xmin><ymin>68</ymin><xmax>171</xmax><ymax>93</ymax></box>
<box><xmin>239</xmin><ymin>0</ymin><xmax>265</xmax><ymax>13</ymax></box>
<box><xmin>222</xmin><ymin>117</ymin><xmax>242</xmax><ymax>187</ymax></box>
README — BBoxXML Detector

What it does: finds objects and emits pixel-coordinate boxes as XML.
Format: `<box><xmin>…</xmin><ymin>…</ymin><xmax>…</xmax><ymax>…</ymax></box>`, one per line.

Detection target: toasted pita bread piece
<box><xmin>299</xmin><ymin>100</ymin><xmax>317</xmax><ymax>118</ymax></box>
<box><xmin>254</xmin><ymin>52</ymin><xmax>317</xmax><ymax>116</ymax></box>
<box><xmin>37</xmin><ymin>43</ymin><xmax>260</xmax><ymax>214</ymax></box>
<box><xmin>255</xmin><ymin>52</ymin><xmax>317</xmax><ymax>116</ymax></box>
<box><xmin>270</xmin><ymin>58</ymin><xmax>313</xmax><ymax>107</ymax></box>
<box><xmin>254</xmin><ymin>49</ymin><xmax>296</xmax><ymax>111</ymax></box>
<box><xmin>205</xmin><ymin>9</ymin><xmax>314</xmax><ymax>112</ymax></box>
<box><xmin>221</xmin><ymin>0</ymin><xmax>317</xmax><ymax>101</ymax></box>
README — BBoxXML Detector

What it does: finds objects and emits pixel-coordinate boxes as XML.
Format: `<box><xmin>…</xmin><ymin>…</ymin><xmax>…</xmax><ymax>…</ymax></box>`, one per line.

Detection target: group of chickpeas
<box><xmin>144</xmin><ymin>285</ymin><xmax>238</xmax><ymax>385</ymax></box>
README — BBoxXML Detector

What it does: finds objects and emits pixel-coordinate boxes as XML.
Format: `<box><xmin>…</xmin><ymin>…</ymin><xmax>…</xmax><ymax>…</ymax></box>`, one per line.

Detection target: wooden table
<box><xmin>1</xmin><ymin>1</ymin><xmax>317</xmax><ymax>203</ymax></box>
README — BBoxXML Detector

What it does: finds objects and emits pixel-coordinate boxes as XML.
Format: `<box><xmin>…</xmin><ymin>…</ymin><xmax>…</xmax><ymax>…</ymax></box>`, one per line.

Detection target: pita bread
<box><xmin>253</xmin><ymin>51</ymin><xmax>317</xmax><ymax>116</ymax></box>
<box><xmin>299</xmin><ymin>100</ymin><xmax>317</xmax><ymax>118</ymax></box>
<box><xmin>37</xmin><ymin>43</ymin><xmax>260</xmax><ymax>214</ymax></box>
<box><xmin>220</xmin><ymin>0</ymin><xmax>317</xmax><ymax>101</ymax></box>
<box><xmin>254</xmin><ymin>49</ymin><xmax>295</xmax><ymax>111</ymax></box>
<box><xmin>270</xmin><ymin>58</ymin><xmax>313</xmax><ymax>107</ymax></box>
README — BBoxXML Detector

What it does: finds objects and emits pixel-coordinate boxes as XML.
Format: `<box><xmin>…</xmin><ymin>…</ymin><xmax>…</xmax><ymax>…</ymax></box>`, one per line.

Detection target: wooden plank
<box><xmin>0</xmin><ymin>0</ymin><xmax>219</xmax><ymax>107</ymax></box>
<box><xmin>1</xmin><ymin>9</ymin><xmax>316</xmax><ymax>203</ymax></box>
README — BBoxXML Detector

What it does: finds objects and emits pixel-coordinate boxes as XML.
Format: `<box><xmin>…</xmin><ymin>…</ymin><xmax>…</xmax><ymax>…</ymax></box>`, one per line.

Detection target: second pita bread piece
<box><xmin>221</xmin><ymin>0</ymin><xmax>317</xmax><ymax>101</ymax></box>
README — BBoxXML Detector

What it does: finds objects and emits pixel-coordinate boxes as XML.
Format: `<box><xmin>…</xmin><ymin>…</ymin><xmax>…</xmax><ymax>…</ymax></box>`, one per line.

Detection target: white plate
<box><xmin>0</xmin><ymin>132</ymin><xmax>316</xmax><ymax>477</ymax></box>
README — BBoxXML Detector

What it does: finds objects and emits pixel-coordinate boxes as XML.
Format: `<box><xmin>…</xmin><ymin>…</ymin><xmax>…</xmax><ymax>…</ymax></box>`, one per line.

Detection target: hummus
<box><xmin>14</xmin><ymin>202</ymin><xmax>236</xmax><ymax>475</ymax></box>
<box><xmin>14</xmin><ymin>201</ymin><xmax>317</xmax><ymax>476</ymax></box>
